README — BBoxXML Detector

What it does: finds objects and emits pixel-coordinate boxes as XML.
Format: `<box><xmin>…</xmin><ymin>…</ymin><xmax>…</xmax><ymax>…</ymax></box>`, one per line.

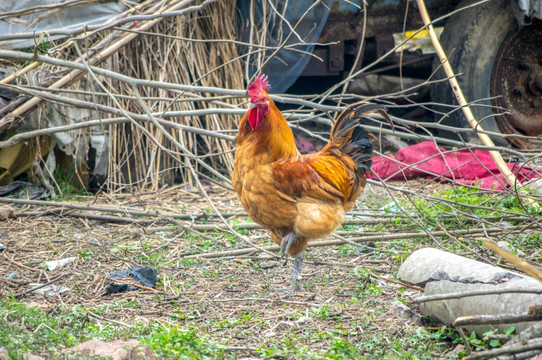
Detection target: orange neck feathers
<box><xmin>238</xmin><ymin>95</ymin><xmax>298</xmax><ymax>161</ymax></box>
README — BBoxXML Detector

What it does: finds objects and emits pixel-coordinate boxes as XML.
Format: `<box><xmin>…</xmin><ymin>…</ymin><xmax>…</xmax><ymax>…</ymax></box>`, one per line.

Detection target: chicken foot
<box><xmin>279</xmin><ymin>232</ymin><xmax>305</xmax><ymax>294</ymax></box>
<box><xmin>288</xmin><ymin>250</ymin><xmax>305</xmax><ymax>294</ymax></box>
<box><xmin>280</xmin><ymin>231</ymin><xmax>300</xmax><ymax>266</ymax></box>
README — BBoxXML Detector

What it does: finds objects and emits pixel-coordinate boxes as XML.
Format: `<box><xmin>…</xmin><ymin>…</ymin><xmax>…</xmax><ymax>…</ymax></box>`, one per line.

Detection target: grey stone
<box><xmin>0</xmin><ymin>349</ymin><xmax>11</xmax><ymax>360</ymax></box>
<box><xmin>68</xmin><ymin>340</ymin><xmax>156</xmax><ymax>360</ymax></box>
<box><xmin>398</xmin><ymin>248</ymin><xmax>520</xmax><ymax>286</ymax></box>
<box><xmin>398</xmin><ymin>248</ymin><xmax>542</xmax><ymax>335</ymax></box>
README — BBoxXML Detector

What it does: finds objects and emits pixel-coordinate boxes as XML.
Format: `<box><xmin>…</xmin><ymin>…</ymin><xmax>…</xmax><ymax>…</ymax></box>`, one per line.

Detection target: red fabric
<box><xmin>368</xmin><ymin>141</ymin><xmax>540</xmax><ymax>190</ymax></box>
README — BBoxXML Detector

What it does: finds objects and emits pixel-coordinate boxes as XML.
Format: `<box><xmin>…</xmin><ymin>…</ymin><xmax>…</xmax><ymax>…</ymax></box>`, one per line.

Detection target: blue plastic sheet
<box><xmin>238</xmin><ymin>0</ymin><xmax>332</xmax><ymax>93</ymax></box>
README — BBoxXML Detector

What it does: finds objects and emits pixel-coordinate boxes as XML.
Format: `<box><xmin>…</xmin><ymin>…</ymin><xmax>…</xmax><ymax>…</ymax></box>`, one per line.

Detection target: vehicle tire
<box><xmin>431</xmin><ymin>0</ymin><xmax>542</xmax><ymax>149</ymax></box>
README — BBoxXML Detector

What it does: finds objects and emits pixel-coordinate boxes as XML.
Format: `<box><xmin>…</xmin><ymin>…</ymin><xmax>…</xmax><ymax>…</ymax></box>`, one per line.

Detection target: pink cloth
<box><xmin>368</xmin><ymin>141</ymin><xmax>540</xmax><ymax>190</ymax></box>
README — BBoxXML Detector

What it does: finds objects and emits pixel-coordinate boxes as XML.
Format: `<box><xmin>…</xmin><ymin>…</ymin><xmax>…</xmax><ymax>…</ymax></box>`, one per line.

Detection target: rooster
<box><xmin>232</xmin><ymin>72</ymin><xmax>390</xmax><ymax>294</ymax></box>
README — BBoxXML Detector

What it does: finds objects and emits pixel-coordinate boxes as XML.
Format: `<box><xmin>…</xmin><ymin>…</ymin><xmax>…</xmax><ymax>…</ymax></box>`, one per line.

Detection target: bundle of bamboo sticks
<box><xmin>0</xmin><ymin>0</ymin><xmax>244</xmax><ymax>192</ymax></box>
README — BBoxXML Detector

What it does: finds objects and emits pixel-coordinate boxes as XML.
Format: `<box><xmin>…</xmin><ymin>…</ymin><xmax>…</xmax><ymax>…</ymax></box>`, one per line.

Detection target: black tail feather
<box><xmin>330</xmin><ymin>102</ymin><xmax>391</xmax><ymax>175</ymax></box>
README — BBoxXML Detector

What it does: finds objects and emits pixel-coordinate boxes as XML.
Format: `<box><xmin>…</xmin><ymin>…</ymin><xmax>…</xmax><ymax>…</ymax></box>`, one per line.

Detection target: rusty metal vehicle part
<box><xmin>491</xmin><ymin>23</ymin><xmax>542</xmax><ymax>148</ymax></box>
<box><xmin>300</xmin><ymin>0</ymin><xmax>456</xmax><ymax>78</ymax></box>
<box><xmin>431</xmin><ymin>0</ymin><xmax>542</xmax><ymax>149</ymax></box>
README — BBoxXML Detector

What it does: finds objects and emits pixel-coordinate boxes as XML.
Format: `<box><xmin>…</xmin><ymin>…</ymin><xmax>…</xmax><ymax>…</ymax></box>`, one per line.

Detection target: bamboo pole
<box><xmin>182</xmin><ymin>226</ymin><xmax>513</xmax><ymax>259</ymax></box>
<box><xmin>483</xmin><ymin>239</ymin><xmax>542</xmax><ymax>282</ymax></box>
<box><xmin>0</xmin><ymin>62</ymin><xmax>40</xmax><ymax>86</ymax></box>
<box><xmin>415</xmin><ymin>0</ymin><xmax>519</xmax><ymax>188</ymax></box>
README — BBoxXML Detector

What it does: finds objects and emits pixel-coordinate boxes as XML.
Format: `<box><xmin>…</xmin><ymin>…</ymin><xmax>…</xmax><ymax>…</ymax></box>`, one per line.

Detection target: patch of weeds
<box><xmin>110</xmin><ymin>242</ymin><xmax>141</xmax><ymax>255</ymax></box>
<box><xmin>231</xmin><ymin>222</ymin><xmax>249</xmax><ymax>236</ymax></box>
<box><xmin>353</xmin><ymin>267</ymin><xmax>381</xmax><ymax>297</ymax></box>
<box><xmin>372</xmin><ymin>185</ymin><xmax>542</xmax><ymax>256</ymax></box>
<box><xmin>315</xmin><ymin>272</ymin><xmax>331</xmax><ymax>286</ymax></box>
<box><xmin>336</xmin><ymin>244</ymin><xmax>362</xmax><ymax>257</ymax></box>
<box><xmin>258</xmin><ymin>344</ymin><xmax>286</xmax><ymax>358</ymax></box>
<box><xmin>136</xmin><ymin>243</ymin><xmax>166</xmax><ymax>267</ymax></box>
<box><xmin>342</xmin><ymin>224</ymin><xmax>361</xmax><ymax>232</ymax></box>
<box><xmin>53</xmin><ymin>169</ymin><xmax>92</xmax><ymax>201</ymax></box>
<box><xmin>425</xmin><ymin>325</ymin><xmax>517</xmax><ymax>358</ymax></box>
<box><xmin>325</xmin><ymin>336</ymin><xmax>357</xmax><ymax>358</ymax></box>
<box><xmin>200</xmin><ymin>267</ymin><xmax>220</xmax><ymax>280</ymax></box>
<box><xmin>457</xmin><ymin>327</ymin><xmax>515</xmax><ymax>355</ymax></box>
<box><xmin>405</xmin><ymin>185</ymin><xmax>539</xmax><ymax>228</ymax></box>
<box><xmin>253</xmin><ymin>320</ymin><xmax>455</xmax><ymax>359</ymax></box>
<box><xmin>185</xmin><ymin>232</ymin><xmax>222</xmax><ymax>252</ymax></box>
<box><xmin>222</xmin><ymin>231</ymin><xmax>242</xmax><ymax>247</ymax></box>
<box><xmin>505</xmin><ymin>232</ymin><xmax>542</xmax><ymax>255</ymax></box>
<box><xmin>391</xmin><ymin>186</ymin><xmax>539</xmax><ymax>229</ymax></box>
<box><xmin>179</xmin><ymin>257</ymin><xmax>203</xmax><ymax>267</ymax></box>
<box><xmin>362</xmin><ymin>326</ymin><xmax>455</xmax><ymax>359</ymax></box>
<box><xmin>310</xmin><ymin>303</ymin><xmax>332</xmax><ymax>320</ymax></box>
<box><xmin>0</xmin><ymin>300</ymin><xmax>233</xmax><ymax>360</ymax></box>
<box><xmin>77</xmin><ymin>249</ymin><xmax>95</xmax><ymax>261</ymax></box>
<box><xmin>212</xmin><ymin>313</ymin><xmax>255</xmax><ymax>331</ymax></box>
<box><xmin>140</xmin><ymin>323</ymin><xmax>227</xmax><ymax>358</ymax></box>
<box><xmin>0</xmin><ymin>300</ymin><xmax>77</xmax><ymax>358</ymax></box>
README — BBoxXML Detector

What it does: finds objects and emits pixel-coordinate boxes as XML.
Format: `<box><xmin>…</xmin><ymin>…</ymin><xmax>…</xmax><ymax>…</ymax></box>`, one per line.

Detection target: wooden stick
<box><xmin>415</xmin><ymin>0</ymin><xmax>518</xmax><ymax>188</ymax></box>
<box><xmin>372</xmin><ymin>274</ymin><xmax>424</xmax><ymax>292</ymax></box>
<box><xmin>483</xmin><ymin>239</ymin><xmax>542</xmax><ymax>282</ymax></box>
<box><xmin>107</xmin><ymin>278</ymin><xmax>160</xmax><ymax>293</ymax></box>
<box><xmin>454</xmin><ymin>305</ymin><xmax>542</xmax><ymax>326</ymax></box>
<box><xmin>463</xmin><ymin>339</ymin><xmax>542</xmax><ymax>360</ymax></box>
<box><xmin>0</xmin><ymin>62</ymin><xmax>41</xmax><ymax>85</ymax></box>
<box><xmin>413</xmin><ymin>288</ymin><xmax>542</xmax><ymax>303</ymax></box>
<box><xmin>14</xmin><ymin>272</ymin><xmax>72</xmax><ymax>298</ymax></box>
<box><xmin>183</xmin><ymin>227</ymin><xmax>512</xmax><ymax>259</ymax></box>
<box><xmin>87</xmin><ymin>311</ymin><xmax>133</xmax><ymax>328</ymax></box>
<box><xmin>2</xmin><ymin>254</ymin><xmax>41</xmax><ymax>273</ymax></box>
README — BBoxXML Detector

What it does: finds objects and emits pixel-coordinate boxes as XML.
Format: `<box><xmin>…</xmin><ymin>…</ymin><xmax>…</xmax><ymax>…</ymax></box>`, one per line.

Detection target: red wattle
<box><xmin>248</xmin><ymin>107</ymin><xmax>261</xmax><ymax>130</ymax></box>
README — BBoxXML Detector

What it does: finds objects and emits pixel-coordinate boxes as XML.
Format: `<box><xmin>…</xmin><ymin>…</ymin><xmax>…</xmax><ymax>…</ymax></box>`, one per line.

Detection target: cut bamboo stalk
<box><xmin>415</xmin><ymin>0</ymin><xmax>518</xmax><ymax>188</ymax></box>
<box><xmin>483</xmin><ymin>239</ymin><xmax>542</xmax><ymax>282</ymax></box>
<box><xmin>181</xmin><ymin>227</ymin><xmax>512</xmax><ymax>259</ymax></box>
<box><xmin>0</xmin><ymin>61</ymin><xmax>40</xmax><ymax>85</ymax></box>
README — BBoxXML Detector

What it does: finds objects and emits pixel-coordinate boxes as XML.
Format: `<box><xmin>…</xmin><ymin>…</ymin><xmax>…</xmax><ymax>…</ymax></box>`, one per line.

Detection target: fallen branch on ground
<box><xmin>413</xmin><ymin>288</ymin><xmax>542</xmax><ymax>303</ymax></box>
<box><xmin>483</xmin><ymin>239</ymin><xmax>542</xmax><ymax>282</ymax></box>
<box><xmin>14</xmin><ymin>273</ymin><xmax>72</xmax><ymax>299</ymax></box>
<box><xmin>463</xmin><ymin>338</ymin><xmax>542</xmax><ymax>360</ymax></box>
<box><xmin>454</xmin><ymin>305</ymin><xmax>542</xmax><ymax>326</ymax></box>
<box><xmin>181</xmin><ymin>227</ymin><xmax>520</xmax><ymax>259</ymax></box>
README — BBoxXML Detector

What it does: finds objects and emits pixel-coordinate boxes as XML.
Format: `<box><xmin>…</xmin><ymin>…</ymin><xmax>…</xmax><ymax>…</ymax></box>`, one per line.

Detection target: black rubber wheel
<box><xmin>431</xmin><ymin>0</ymin><xmax>517</xmax><ymax>147</ymax></box>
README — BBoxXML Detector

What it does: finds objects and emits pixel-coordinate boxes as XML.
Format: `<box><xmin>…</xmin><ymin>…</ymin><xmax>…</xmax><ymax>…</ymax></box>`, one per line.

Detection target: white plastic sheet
<box><xmin>0</xmin><ymin>0</ymin><xmax>124</xmax><ymax>50</ymax></box>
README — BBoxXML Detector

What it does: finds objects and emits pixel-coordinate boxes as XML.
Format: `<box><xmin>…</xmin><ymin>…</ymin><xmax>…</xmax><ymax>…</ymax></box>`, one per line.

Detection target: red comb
<box><xmin>247</xmin><ymin>71</ymin><xmax>270</xmax><ymax>102</ymax></box>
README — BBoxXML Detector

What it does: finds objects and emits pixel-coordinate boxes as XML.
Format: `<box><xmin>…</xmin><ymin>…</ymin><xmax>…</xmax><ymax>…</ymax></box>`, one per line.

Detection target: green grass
<box><xmin>0</xmin><ymin>299</ymin><xmax>228</xmax><ymax>360</ymax></box>
<box><xmin>0</xmin><ymin>295</ymin><xmax>458</xmax><ymax>360</ymax></box>
<box><xmin>402</xmin><ymin>185</ymin><xmax>540</xmax><ymax>227</ymax></box>
<box><xmin>360</xmin><ymin>185</ymin><xmax>542</xmax><ymax>261</ymax></box>
<box><xmin>51</xmin><ymin>169</ymin><xmax>93</xmax><ymax>201</ymax></box>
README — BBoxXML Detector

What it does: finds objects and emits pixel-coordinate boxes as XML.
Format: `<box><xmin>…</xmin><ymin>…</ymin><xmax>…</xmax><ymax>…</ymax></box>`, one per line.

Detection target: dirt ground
<box><xmin>0</xmin><ymin>180</ymin><xmax>483</xmax><ymax>359</ymax></box>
